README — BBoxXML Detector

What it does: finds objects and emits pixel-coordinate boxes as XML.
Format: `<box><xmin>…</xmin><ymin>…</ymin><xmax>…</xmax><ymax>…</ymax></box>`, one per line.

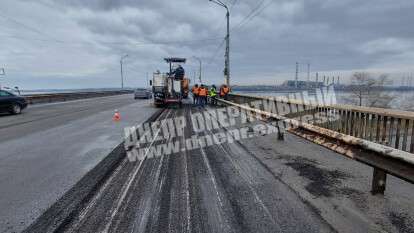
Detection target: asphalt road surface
<box><xmin>0</xmin><ymin>94</ymin><xmax>157</xmax><ymax>233</ymax></box>
<box><xmin>10</xmin><ymin>101</ymin><xmax>414</xmax><ymax>233</ymax></box>
<box><xmin>26</xmin><ymin>105</ymin><xmax>335</xmax><ymax>233</ymax></box>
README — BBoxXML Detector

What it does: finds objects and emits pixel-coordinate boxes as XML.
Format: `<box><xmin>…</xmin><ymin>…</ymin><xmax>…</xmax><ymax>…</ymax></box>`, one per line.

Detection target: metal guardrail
<box><xmin>23</xmin><ymin>90</ymin><xmax>134</xmax><ymax>105</ymax></box>
<box><xmin>220</xmin><ymin>93</ymin><xmax>414</xmax><ymax>195</ymax></box>
<box><xmin>227</xmin><ymin>93</ymin><xmax>414</xmax><ymax>153</ymax></box>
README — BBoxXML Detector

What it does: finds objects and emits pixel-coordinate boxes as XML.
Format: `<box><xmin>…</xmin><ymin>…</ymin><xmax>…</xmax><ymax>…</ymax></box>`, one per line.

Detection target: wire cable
<box><xmin>231</xmin><ymin>0</ymin><xmax>266</xmax><ymax>31</ymax></box>
<box><xmin>235</xmin><ymin>0</ymin><xmax>275</xmax><ymax>31</ymax></box>
<box><xmin>206</xmin><ymin>38</ymin><xmax>226</xmax><ymax>66</ymax></box>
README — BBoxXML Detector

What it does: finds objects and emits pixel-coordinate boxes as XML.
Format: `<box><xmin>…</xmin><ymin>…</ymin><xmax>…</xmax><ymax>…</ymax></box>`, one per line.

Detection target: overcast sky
<box><xmin>1</xmin><ymin>0</ymin><xmax>414</xmax><ymax>89</ymax></box>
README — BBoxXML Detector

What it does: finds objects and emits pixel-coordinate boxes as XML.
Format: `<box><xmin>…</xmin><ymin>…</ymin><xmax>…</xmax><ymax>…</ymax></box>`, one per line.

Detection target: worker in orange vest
<box><xmin>197</xmin><ymin>85</ymin><xmax>201</xmax><ymax>105</ymax></box>
<box><xmin>219</xmin><ymin>84</ymin><xmax>230</xmax><ymax>100</ymax></box>
<box><xmin>191</xmin><ymin>84</ymin><xmax>199</xmax><ymax>105</ymax></box>
<box><xmin>198</xmin><ymin>84</ymin><xmax>208</xmax><ymax>107</ymax></box>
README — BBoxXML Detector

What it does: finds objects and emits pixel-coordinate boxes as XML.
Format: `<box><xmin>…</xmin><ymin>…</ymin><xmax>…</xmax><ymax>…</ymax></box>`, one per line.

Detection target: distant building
<box><xmin>282</xmin><ymin>80</ymin><xmax>324</xmax><ymax>88</ymax></box>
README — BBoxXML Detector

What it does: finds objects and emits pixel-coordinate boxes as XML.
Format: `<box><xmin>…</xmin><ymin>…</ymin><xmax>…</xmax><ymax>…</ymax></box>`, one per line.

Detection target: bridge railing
<box><xmin>23</xmin><ymin>90</ymin><xmax>134</xmax><ymax>105</ymax></box>
<box><xmin>227</xmin><ymin>93</ymin><xmax>414</xmax><ymax>153</ymax></box>
<box><xmin>220</xmin><ymin>93</ymin><xmax>414</xmax><ymax>195</ymax></box>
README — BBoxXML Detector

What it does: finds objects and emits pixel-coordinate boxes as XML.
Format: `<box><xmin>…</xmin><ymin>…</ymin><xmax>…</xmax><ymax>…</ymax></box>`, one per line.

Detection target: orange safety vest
<box><xmin>192</xmin><ymin>86</ymin><xmax>199</xmax><ymax>95</ymax></box>
<box><xmin>199</xmin><ymin>87</ymin><xmax>207</xmax><ymax>97</ymax></box>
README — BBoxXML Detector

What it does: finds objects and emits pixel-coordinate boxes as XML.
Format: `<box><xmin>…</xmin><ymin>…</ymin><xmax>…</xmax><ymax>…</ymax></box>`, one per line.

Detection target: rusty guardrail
<box><xmin>227</xmin><ymin>93</ymin><xmax>414</xmax><ymax>153</ymax></box>
<box><xmin>23</xmin><ymin>90</ymin><xmax>134</xmax><ymax>105</ymax></box>
<box><xmin>219</xmin><ymin>93</ymin><xmax>414</xmax><ymax>195</ymax></box>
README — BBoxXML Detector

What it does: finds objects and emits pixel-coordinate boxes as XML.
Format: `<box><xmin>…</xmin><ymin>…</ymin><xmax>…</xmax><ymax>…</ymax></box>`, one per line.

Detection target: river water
<box><xmin>235</xmin><ymin>90</ymin><xmax>414</xmax><ymax>111</ymax></box>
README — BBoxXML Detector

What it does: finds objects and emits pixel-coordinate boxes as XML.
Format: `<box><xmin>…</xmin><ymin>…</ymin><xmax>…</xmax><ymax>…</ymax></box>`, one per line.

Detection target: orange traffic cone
<box><xmin>113</xmin><ymin>109</ymin><xmax>121</xmax><ymax>122</ymax></box>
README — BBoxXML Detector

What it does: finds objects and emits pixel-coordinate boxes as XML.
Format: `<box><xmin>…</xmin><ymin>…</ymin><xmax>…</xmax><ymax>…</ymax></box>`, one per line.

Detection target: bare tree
<box><xmin>347</xmin><ymin>72</ymin><xmax>394</xmax><ymax>108</ymax></box>
<box><xmin>400</xmin><ymin>99</ymin><xmax>414</xmax><ymax>111</ymax></box>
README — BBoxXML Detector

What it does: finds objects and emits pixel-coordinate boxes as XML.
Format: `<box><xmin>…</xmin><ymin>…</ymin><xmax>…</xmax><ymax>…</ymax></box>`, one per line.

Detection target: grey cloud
<box><xmin>2</xmin><ymin>0</ymin><xmax>414</xmax><ymax>89</ymax></box>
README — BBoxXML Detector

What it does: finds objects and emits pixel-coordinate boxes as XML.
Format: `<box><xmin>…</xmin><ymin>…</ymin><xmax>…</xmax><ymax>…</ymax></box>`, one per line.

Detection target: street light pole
<box><xmin>193</xmin><ymin>56</ymin><xmax>202</xmax><ymax>83</ymax></box>
<box><xmin>209</xmin><ymin>0</ymin><xmax>230</xmax><ymax>86</ymax></box>
<box><xmin>146</xmin><ymin>72</ymin><xmax>149</xmax><ymax>88</ymax></box>
<box><xmin>120</xmin><ymin>54</ymin><xmax>128</xmax><ymax>89</ymax></box>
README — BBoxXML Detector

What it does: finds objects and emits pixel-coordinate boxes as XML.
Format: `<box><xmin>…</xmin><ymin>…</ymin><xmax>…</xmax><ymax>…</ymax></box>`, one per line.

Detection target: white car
<box><xmin>134</xmin><ymin>89</ymin><xmax>152</xmax><ymax>99</ymax></box>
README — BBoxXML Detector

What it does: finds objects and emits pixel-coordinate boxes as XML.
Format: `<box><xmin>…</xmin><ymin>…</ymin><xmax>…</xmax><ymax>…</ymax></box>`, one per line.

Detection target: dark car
<box><xmin>134</xmin><ymin>89</ymin><xmax>152</xmax><ymax>99</ymax></box>
<box><xmin>0</xmin><ymin>90</ymin><xmax>28</xmax><ymax>114</ymax></box>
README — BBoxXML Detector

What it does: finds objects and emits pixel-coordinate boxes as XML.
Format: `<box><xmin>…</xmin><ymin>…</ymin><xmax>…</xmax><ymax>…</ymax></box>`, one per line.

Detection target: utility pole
<box><xmin>225</xmin><ymin>9</ymin><xmax>230</xmax><ymax>86</ymax></box>
<box><xmin>295</xmin><ymin>62</ymin><xmax>299</xmax><ymax>88</ymax></box>
<box><xmin>209</xmin><ymin>0</ymin><xmax>230</xmax><ymax>86</ymax></box>
<box><xmin>316</xmin><ymin>72</ymin><xmax>319</xmax><ymax>83</ymax></box>
<box><xmin>0</xmin><ymin>68</ymin><xmax>4</xmax><ymax>90</ymax></box>
<box><xmin>120</xmin><ymin>54</ymin><xmax>128</xmax><ymax>89</ymax></box>
<box><xmin>306</xmin><ymin>63</ymin><xmax>310</xmax><ymax>89</ymax></box>
<box><xmin>146</xmin><ymin>72</ymin><xmax>149</xmax><ymax>88</ymax></box>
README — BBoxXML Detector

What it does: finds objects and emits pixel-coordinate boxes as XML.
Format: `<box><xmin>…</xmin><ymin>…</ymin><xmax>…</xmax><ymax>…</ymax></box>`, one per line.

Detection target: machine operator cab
<box><xmin>150</xmin><ymin>57</ymin><xmax>187</xmax><ymax>107</ymax></box>
<box><xmin>164</xmin><ymin>57</ymin><xmax>186</xmax><ymax>106</ymax></box>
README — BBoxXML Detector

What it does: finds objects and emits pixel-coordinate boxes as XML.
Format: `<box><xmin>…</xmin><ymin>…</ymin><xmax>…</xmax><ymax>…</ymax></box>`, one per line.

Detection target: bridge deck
<box><xmin>23</xmin><ymin>103</ymin><xmax>414</xmax><ymax>233</ymax></box>
<box><xmin>0</xmin><ymin>94</ymin><xmax>157</xmax><ymax>233</ymax></box>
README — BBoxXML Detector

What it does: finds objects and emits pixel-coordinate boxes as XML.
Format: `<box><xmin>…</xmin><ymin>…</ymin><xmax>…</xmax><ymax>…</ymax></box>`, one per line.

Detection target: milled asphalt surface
<box><xmin>26</xmin><ymin>104</ymin><xmax>335</xmax><ymax>233</ymax></box>
<box><xmin>8</xmin><ymin>100</ymin><xmax>414</xmax><ymax>232</ymax></box>
<box><xmin>223</xmin><ymin>110</ymin><xmax>414</xmax><ymax>233</ymax></box>
<box><xmin>0</xmin><ymin>94</ymin><xmax>157</xmax><ymax>233</ymax></box>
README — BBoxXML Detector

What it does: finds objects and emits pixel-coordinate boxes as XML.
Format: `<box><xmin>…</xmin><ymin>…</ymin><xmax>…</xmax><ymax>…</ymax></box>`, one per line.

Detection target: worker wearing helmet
<box><xmin>175</xmin><ymin>65</ymin><xmax>185</xmax><ymax>80</ymax></box>
<box><xmin>191</xmin><ymin>84</ymin><xmax>199</xmax><ymax>105</ymax></box>
<box><xmin>209</xmin><ymin>85</ymin><xmax>217</xmax><ymax>105</ymax></box>
<box><xmin>171</xmin><ymin>65</ymin><xmax>185</xmax><ymax>80</ymax></box>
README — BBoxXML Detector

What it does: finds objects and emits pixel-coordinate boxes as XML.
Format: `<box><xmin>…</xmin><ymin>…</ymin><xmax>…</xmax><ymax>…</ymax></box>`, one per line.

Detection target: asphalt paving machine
<box><xmin>151</xmin><ymin>57</ymin><xmax>190</xmax><ymax>107</ymax></box>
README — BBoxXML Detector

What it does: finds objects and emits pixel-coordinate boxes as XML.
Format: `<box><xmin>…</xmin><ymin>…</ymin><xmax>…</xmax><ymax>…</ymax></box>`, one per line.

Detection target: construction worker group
<box><xmin>191</xmin><ymin>83</ymin><xmax>230</xmax><ymax>107</ymax></box>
